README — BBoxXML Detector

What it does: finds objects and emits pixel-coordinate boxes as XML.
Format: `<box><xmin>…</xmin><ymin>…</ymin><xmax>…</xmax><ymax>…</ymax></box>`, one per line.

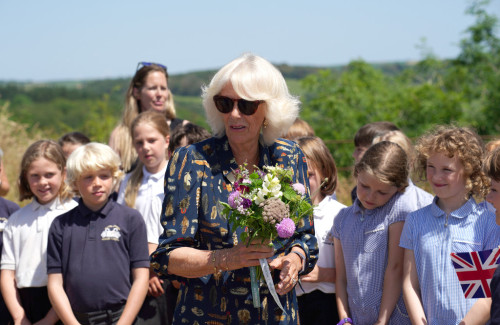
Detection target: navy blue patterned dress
<box><xmin>151</xmin><ymin>135</ymin><xmax>318</xmax><ymax>325</ymax></box>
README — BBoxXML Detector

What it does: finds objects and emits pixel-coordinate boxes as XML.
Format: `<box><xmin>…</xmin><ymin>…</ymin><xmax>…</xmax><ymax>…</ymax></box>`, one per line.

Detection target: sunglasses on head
<box><xmin>136</xmin><ymin>61</ymin><xmax>167</xmax><ymax>72</ymax></box>
<box><xmin>213</xmin><ymin>95</ymin><xmax>263</xmax><ymax>116</ymax></box>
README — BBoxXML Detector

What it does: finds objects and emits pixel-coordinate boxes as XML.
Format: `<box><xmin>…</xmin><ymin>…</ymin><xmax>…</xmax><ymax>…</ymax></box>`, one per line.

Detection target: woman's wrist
<box><xmin>212</xmin><ymin>248</ymin><xmax>232</xmax><ymax>274</ymax></box>
<box><xmin>290</xmin><ymin>249</ymin><xmax>306</xmax><ymax>273</ymax></box>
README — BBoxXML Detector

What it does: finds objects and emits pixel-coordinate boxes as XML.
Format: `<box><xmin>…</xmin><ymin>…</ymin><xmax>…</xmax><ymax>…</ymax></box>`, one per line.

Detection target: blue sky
<box><xmin>1</xmin><ymin>0</ymin><xmax>499</xmax><ymax>82</ymax></box>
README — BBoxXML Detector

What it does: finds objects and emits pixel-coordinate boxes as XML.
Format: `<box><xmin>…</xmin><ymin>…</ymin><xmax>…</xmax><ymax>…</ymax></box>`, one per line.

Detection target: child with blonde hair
<box><xmin>47</xmin><ymin>143</ymin><xmax>149</xmax><ymax>324</ymax></box>
<box><xmin>116</xmin><ymin>110</ymin><xmax>171</xmax><ymax>324</ymax></box>
<box><xmin>1</xmin><ymin>140</ymin><xmax>77</xmax><ymax>324</ymax></box>
<box><xmin>334</xmin><ymin>141</ymin><xmax>411</xmax><ymax>325</ymax></box>
<box><xmin>400</xmin><ymin>125</ymin><xmax>500</xmax><ymax>324</ymax></box>
<box><xmin>373</xmin><ymin>130</ymin><xmax>433</xmax><ymax>210</ymax></box>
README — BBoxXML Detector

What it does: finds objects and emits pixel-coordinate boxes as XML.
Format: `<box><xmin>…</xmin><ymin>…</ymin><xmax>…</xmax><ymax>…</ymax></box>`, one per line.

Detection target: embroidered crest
<box><xmin>101</xmin><ymin>225</ymin><xmax>121</xmax><ymax>241</ymax></box>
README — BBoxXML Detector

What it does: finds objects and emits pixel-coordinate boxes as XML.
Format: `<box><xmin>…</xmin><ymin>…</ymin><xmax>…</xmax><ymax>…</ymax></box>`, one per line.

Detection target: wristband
<box><xmin>291</xmin><ymin>250</ymin><xmax>306</xmax><ymax>273</ymax></box>
<box><xmin>337</xmin><ymin>318</ymin><xmax>353</xmax><ymax>325</ymax></box>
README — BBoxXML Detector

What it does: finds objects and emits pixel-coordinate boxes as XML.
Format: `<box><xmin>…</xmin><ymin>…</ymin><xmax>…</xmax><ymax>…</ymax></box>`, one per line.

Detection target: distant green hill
<box><xmin>0</xmin><ymin>61</ymin><xmax>414</xmax><ymax>142</ymax></box>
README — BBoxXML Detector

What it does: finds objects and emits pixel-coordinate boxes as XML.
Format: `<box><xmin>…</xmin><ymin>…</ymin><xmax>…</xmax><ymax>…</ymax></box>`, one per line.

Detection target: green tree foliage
<box><xmin>300</xmin><ymin>0</ymin><xmax>499</xmax><ymax>173</ymax></box>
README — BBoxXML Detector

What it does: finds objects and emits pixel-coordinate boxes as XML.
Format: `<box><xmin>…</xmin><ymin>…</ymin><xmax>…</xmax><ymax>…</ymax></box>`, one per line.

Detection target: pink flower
<box><xmin>292</xmin><ymin>183</ymin><xmax>306</xmax><ymax>195</ymax></box>
<box><xmin>276</xmin><ymin>218</ymin><xmax>296</xmax><ymax>238</ymax></box>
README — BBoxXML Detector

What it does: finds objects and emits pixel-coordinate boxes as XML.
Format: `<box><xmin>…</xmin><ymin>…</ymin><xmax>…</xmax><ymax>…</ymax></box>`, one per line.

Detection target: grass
<box><xmin>0</xmin><ymin>103</ymin><xmax>44</xmax><ymax>206</ymax></box>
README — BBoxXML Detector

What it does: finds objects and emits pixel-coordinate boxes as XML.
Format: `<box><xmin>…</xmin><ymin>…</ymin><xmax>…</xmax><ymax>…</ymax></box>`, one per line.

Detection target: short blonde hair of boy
<box><xmin>415</xmin><ymin>125</ymin><xmax>489</xmax><ymax>198</ymax></box>
<box><xmin>65</xmin><ymin>143</ymin><xmax>124</xmax><ymax>194</ymax></box>
<box><xmin>354</xmin><ymin>141</ymin><xmax>409</xmax><ymax>191</ymax></box>
<box><xmin>296</xmin><ymin>136</ymin><xmax>337</xmax><ymax>197</ymax></box>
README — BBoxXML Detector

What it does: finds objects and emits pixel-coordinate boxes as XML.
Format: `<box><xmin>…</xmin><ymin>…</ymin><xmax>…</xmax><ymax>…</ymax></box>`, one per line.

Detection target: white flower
<box><xmin>254</xmin><ymin>173</ymin><xmax>282</xmax><ymax>205</ymax></box>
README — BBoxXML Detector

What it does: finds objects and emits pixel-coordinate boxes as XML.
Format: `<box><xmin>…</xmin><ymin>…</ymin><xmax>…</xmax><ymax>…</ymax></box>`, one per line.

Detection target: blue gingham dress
<box><xmin>333</xmin><ymin>192</ymin><xmax>411</xmax><ymax>325</ymax></box>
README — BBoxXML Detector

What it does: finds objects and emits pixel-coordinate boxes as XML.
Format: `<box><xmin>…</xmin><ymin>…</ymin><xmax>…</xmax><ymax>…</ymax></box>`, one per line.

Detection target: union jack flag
<box><xmin>451</xmin><ymin>247</ymin><xmax>500</xmax><ymax>298</ymax></box>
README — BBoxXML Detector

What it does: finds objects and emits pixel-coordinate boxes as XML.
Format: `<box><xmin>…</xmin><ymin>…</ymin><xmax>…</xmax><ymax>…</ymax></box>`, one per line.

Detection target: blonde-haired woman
<box><xmin>109</xmin><ymin>62</ymin><xmax>187</xmax><ymax>172</ymax></box>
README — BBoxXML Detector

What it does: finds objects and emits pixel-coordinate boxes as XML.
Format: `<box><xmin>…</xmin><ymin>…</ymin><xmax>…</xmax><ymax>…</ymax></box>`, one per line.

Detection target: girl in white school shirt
<box><xmin>1</xmin><ymin>140</ymin><xmax>77</xmax><ymax>324</ymax></box>
<box><xmin>117</xmin><ymin>110</ymin><xmax>170</xmax><ymax>325</ymax></box>
<box><xmin>295</xmin><ymin>136</ymin><xmax>346</xmax><ymax>325</ymax></box>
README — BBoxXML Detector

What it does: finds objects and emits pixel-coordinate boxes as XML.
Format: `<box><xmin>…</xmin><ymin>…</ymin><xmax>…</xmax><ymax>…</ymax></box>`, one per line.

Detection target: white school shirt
<box><xmin>145</xmin><ymin>194</ymin><xmax>164</xmax><ymax>245</ymax></box>
<box><xmin>296</xmin><ymin>194</ymin><xmax>346</xmax><ymax>295</ymax></box>
<box><xmin>1</xmin><ymin>197</ymin><xmax>78</xmax><ymax>288</ymax></box>
<box><xmin>117</xmin><ymin>164</ymin><xmax>166</xmax><ymax>219</ymax></box>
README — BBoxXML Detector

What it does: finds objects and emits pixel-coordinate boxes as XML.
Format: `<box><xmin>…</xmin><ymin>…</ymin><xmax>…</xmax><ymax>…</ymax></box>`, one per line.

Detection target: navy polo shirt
<box><xmin>47</xmin><ymin>198</ymin><xmax>149</xmax><ymax>313</ymax></box>
<box><xmin>0</xmin><ymin>197</ymin><xmax>20</xmax><ymax>255</ymax></box>
<box><xmin>0</xmin><ymin>197</ymin><xmax>19</xmax><ymax>324</ymax></box>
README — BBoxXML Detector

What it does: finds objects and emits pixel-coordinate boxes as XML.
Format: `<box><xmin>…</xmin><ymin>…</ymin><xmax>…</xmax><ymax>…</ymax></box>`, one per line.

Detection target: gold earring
<box><xmin>263</xmin><ymin>119</ymin><xmax>268</xmax><ymax>129</ymax></box>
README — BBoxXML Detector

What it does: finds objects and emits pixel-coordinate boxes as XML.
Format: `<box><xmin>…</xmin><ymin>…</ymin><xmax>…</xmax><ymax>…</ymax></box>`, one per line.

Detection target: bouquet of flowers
<box><xmin>221</xmin><ymin>164</ymin><xmax>313</xmax><ymax>309</ymax></box>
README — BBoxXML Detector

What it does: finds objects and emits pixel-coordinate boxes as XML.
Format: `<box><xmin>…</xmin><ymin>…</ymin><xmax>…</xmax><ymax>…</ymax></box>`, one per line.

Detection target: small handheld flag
<box><xmin>451</xmin><ymin>247</ymin><xmax>500</xmax><ymax>298</ymax></box>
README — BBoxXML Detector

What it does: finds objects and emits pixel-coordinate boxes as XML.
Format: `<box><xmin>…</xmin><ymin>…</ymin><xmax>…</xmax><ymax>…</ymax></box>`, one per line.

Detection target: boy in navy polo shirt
<box><xmin>47</xmin><ymin>143</ymin><xmax>149</xmax><ymax>325</ymax></box>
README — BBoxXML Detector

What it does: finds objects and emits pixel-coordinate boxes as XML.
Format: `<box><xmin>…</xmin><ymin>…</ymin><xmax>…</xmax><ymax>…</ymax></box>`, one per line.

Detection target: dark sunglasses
<box><xmin>213</xmin><ymin>95</ymin><xmax>263</xmax><ymax>116</ymax></box>
<box><xmin>136</xmin><ymin>61</ymin><xmax>167</xmax><ymax>72</ymax></box>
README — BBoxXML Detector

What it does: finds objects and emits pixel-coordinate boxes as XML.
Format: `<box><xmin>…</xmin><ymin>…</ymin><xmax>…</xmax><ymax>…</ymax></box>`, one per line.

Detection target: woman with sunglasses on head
<box><xmin>151</xmin><ymin>53</ymin><xmax>317</xmax><ymax>325</ymax></box>
<box><xmin>109</xmin><ymin>62</ymin><xmax>188</xmax><ymax>173</ymax></box>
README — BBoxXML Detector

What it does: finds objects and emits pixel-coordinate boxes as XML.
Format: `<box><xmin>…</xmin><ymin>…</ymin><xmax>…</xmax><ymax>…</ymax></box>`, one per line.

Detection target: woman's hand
<box><xmin>268</xmin><ymin>249</ymin><xmax>303</xmax><ymax>295</ymax></box>
<box><xmin>226</xmin><ymin>239</ymin><xmax>274</xmax><ymax>270</ymax></box>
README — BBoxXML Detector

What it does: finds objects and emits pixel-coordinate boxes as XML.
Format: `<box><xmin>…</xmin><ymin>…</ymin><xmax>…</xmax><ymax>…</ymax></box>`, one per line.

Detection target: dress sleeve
<box><xmin>47</xmin><ymin>216</ymin><xmax>63</xmax><ymax>274</ymax></box>
<box><xmin>151</xmin><ymin>146</ymin><xmax>203</xmax><ymax>278</ymax></box>
<box><xmin>482</xmin><ymin>210</ymin><xmax>500</xmax><ymax>250</ymax></box>
<box><xmin>399</xmin><ymin>212</ymin><xmax>416</xmax><ymax>250</ymax></box>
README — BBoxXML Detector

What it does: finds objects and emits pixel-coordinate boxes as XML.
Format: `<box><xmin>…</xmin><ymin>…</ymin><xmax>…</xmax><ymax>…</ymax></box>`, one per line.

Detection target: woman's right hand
<box><xmin>225</xmin><ymin>239</ymin><xmax>274</xmax><ymax>270</ymax></box>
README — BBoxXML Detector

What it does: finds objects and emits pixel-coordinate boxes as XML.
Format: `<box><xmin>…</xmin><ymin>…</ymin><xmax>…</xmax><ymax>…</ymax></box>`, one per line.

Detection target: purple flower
<box><xmin>241</xmin><ymin>197</ymin><xmax>252</xmax><ymax>209</ymax></box>
<box><xmin>228</xmin><ymin>191</ymin><xmax>241</xmax><ymax>209</ymax></box>
<box><xmin>276</xmin><ymin>218</ymin><xmax>296</xmax><ymax>238</ymax></box>
<box><xmin>292</xmin><ymin>183</ymin><xmax>306</xmax><ymax>195</ymax></box>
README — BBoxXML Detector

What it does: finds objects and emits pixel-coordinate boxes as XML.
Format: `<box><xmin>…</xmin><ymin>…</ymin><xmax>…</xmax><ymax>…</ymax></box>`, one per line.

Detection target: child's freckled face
<box><xmin>486</xmin><ymin>179</ymin><xmax>500</xmax><ymax>226</ymax></box>
<box><xmin>356</xmin><ymin>170</ymin><xmax>400</xmax><ymax>210</ymax></box>
<box><xmin>77</xmin><ymin>169</ymin><xmax>114</xmax><ymax>211</ymax></box>
<box><xmin>27</xmin><ymin>157</ymin><xmax>64</xmax><ymax>205</ymax></box>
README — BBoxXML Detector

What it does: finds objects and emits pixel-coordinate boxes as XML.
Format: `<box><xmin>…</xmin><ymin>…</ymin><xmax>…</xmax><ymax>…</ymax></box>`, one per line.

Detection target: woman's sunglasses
<box><xmin>213</xmin><ymin>95</ymin><xmax>263</xmax><ymax>116</ymax></box>
<box><xmin>136</xmin><ymin>61</ymin><xmax>167</xmax><ymax>72</ymax></box>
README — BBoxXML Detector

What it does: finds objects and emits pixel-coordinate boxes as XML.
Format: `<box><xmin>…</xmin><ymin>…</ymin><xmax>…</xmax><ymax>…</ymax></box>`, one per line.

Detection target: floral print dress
<box><xmin>151</xmin><ymin>135</ymin><xmax>318</xmax><ymax>325</ymax></box>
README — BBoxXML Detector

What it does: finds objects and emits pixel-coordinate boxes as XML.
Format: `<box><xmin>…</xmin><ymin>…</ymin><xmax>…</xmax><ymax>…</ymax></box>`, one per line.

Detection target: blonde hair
<box><xmin>123</xmin><ymin>111</ymin><xmax>170</xmax><ymax>208</ymax></box>
<box><xmin>373</xmin><ymin>130</ymin><xmax>416</xmax><ymax>169</ymax></box>
<box><xmin>65</xmin><ymin>143</ymin><xmax>124</xmax><ymax>194</ymax></box>
<box><xmin>202</xmin><ymin>53</ymin><xmax>300</xmax><ymax>146</ymax></box>
<box><xmin>283</xmin><ymin>118</ymin><xmax>315</xmax><ymax>141</ymax></box>
<box><xmin>486</xmin><ymin>139</ymin><xmax>500</xmax><ymax>153</ymax></box>
<box><xmin>112</xmin><ymin>64</ymin><xmax>175</xmax><ymax>172</ymax></box>
<box><xmin>483</xmin><ymin>147</ymin><xmax>500</xmax><ymax>182</ymax></box>
<box><xmin>296</xmin><ymin>136</ymin><xmax>337</xmax><ymax>198</ymax></box>
<box><xmin>354</xmin><ymin>141</ymin><xmax>409</xmax><ymax>190</ymax></box>
<box><xmin>18</xmin><ymin>140</ymin><xmax>72</xmax><ymax>202</ymax></box>
<box><xmin>415</xmin><ymin>125</ymin><xmax>488</xmax><ymax>199</ymax></box>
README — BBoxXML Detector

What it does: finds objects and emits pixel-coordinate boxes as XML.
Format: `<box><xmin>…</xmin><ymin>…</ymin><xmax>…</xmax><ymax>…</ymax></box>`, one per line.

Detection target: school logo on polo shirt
<box><xmin>0</xmin><ymin>217</ymin><xmax>7</xmax><ymax>232</ymax></box>
<box><xmin>101</xmin><ymin>225</ymin><xmax>121</xmax><ymax>241</ymax></box>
